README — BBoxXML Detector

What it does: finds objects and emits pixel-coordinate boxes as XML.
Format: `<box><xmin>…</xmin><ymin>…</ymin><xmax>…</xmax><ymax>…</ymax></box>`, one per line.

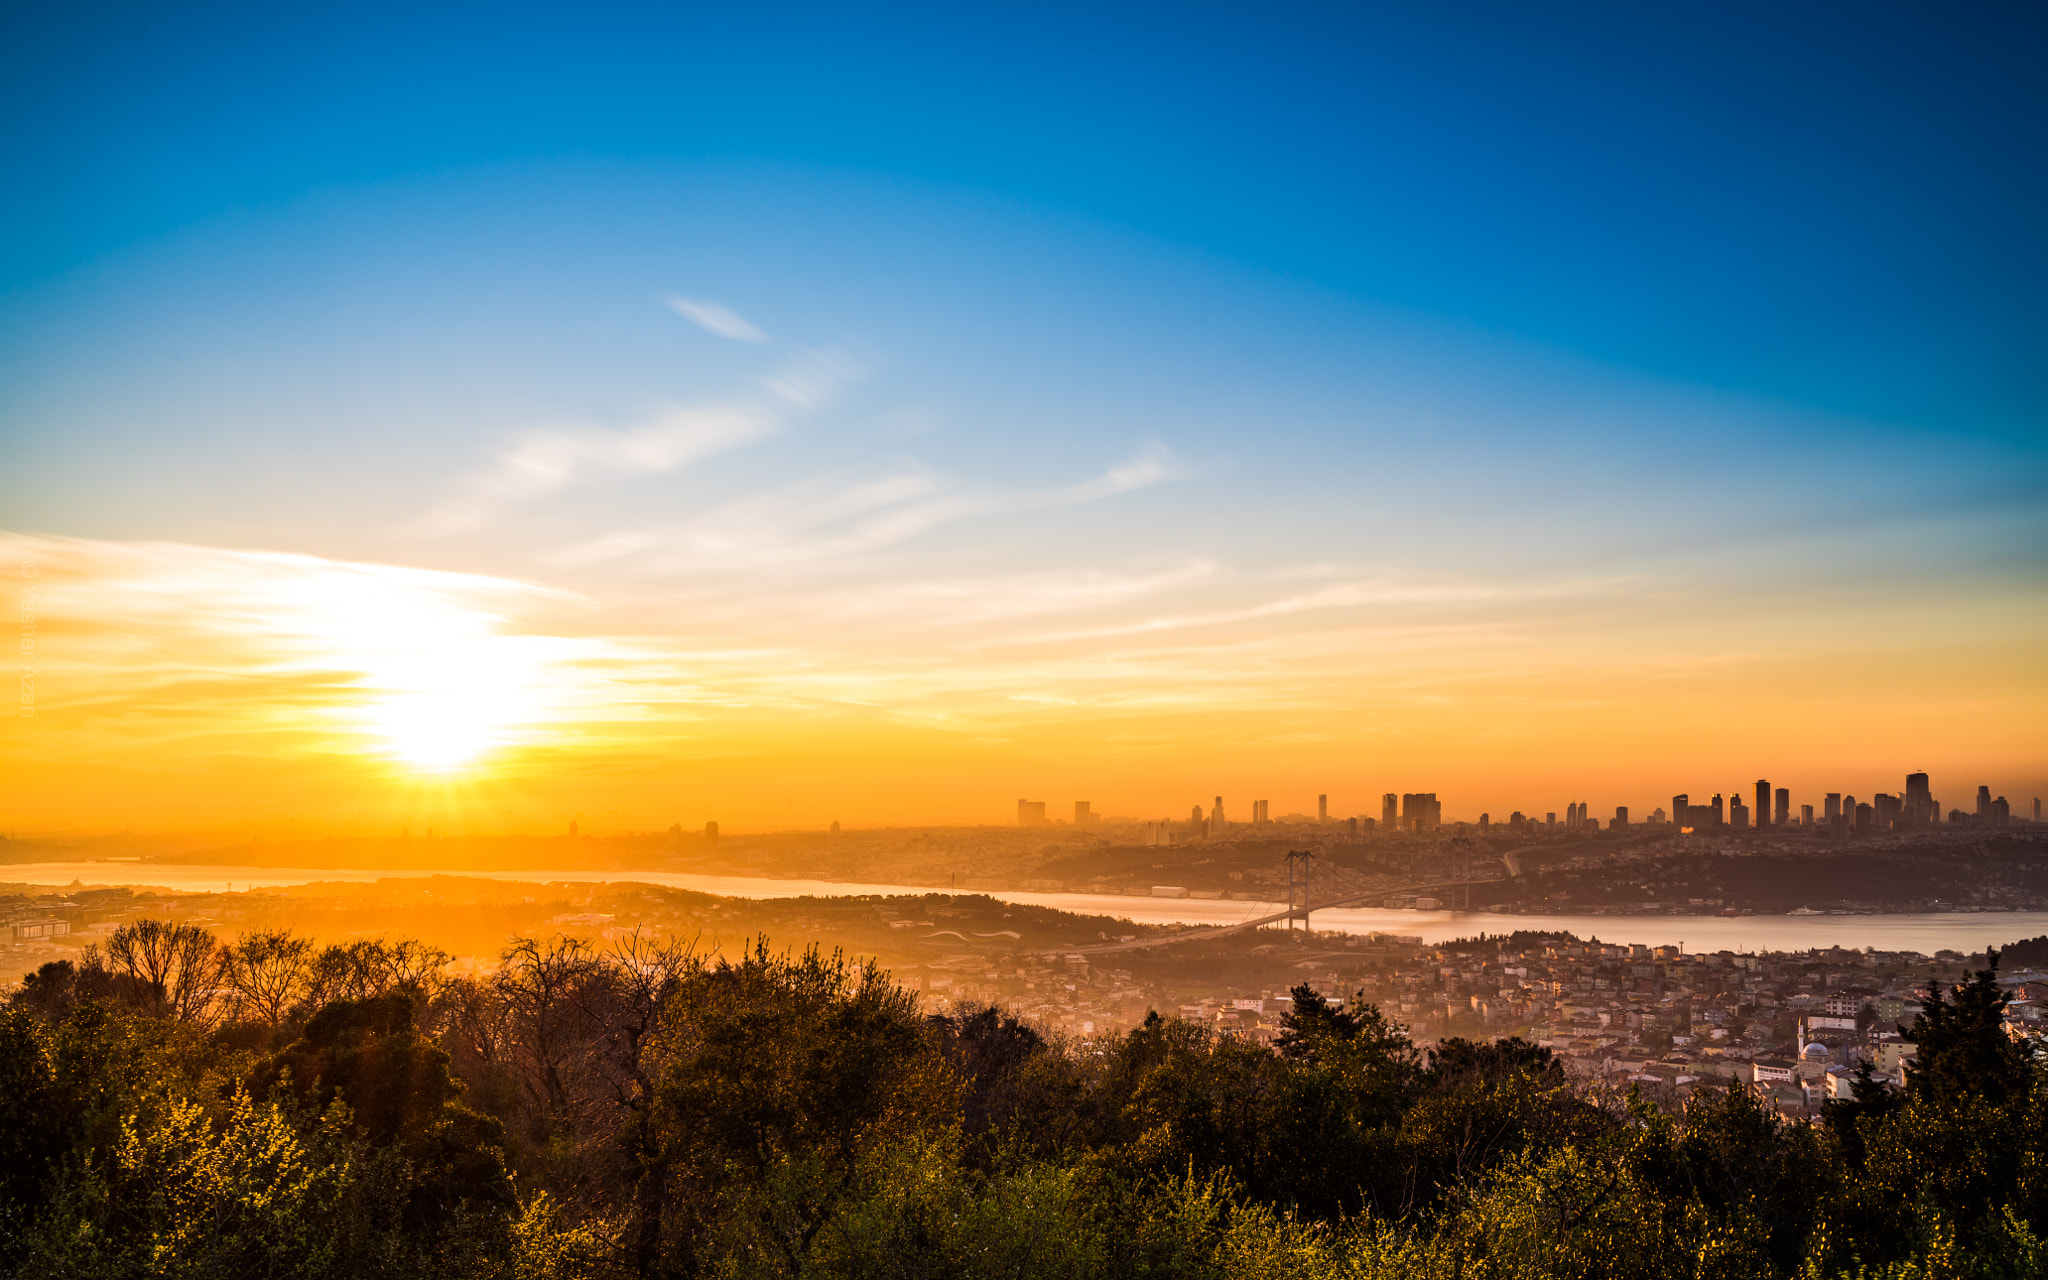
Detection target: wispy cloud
<box><xmin>663</xmin><ymin>296</ymin><xmax>768</xmax><ymax>343</ymax></box>
<box><xmin>999</xmin><ymin>574</ymin><xmax>1632</xmax><ymax>645</ymax></box>
<box><xmin>418</xmin><ymin>406</ymin><xmax>775</xmax><ymax>535</ymax></box>
<box><xmin>418</xmin><ymin>345</ymin><xmax>867</xmax><ymax>537</ymax></box>
<box><xmin>545</xmin><ymin>442</ymin><xmax>1185</xmax><ymax>573</ymax></box>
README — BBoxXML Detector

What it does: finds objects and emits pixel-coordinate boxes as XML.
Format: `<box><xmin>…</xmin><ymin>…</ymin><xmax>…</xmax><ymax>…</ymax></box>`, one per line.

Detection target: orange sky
<box><xmin>8</xmin><ymin>532</ymin><xmax>2042</xmax><ymax>836</ymax></box>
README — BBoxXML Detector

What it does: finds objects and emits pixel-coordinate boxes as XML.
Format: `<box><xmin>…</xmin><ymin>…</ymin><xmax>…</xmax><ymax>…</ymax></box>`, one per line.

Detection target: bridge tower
<box><xmin>1285</xmin><ymin>849</ymin><xmax>1317</xmax><ymax>930</ymax></box>
<box><xmin>1447</xmin><ymin>836</ymin><xmax>1473</xmax><ymax>911</ymax></box>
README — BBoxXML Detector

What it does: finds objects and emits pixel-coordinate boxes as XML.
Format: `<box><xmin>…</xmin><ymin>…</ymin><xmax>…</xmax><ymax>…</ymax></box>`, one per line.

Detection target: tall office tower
<box><xmin>1615</xmin><ymin>805</ymin><xmax>1629</xmax><ymax>828</ymax></box>
<box><xmin>1731</xmin><ymin>796</ymin><xmax>1750</xmax><ymax>831</ymax></box>
<box><xmin>1424</xmin><ymin>793</ymin><xmax>1442</xmax><ymax>829</ymax></box>
<box><xmin>1318</xmin><ymin>794</ymin><xmax>1328</xmax><ymax>823</ymax></box>
<box><xmin>1565</xmin><ymin>801</ymin><xmax>1579</xmax><ymax>829</ymax></box>
<box><xmin>1992</xmin><ymin>796</ymin><xmax>2011</xmax><ymax>829</ymax></box>
<box><xmin>1673</xmin><ymin>793</ymin><xmax>1690</xmax><ymax>828</ymax></box>
<box><xmin>1074</xmin><ymin>801</ymin><xmax>1093</xmax><ymax>824</ymax></box>
<box><xmin>1709</xmin><ymin>794</ymin><xmax>1726</xmax><ymax>827</ymax></box>
<box><xmin>1775</xmin><ymin>788</ymin><xmax>1790</xmax><ymax>827</ymax></box>
<box><xmin>1854</xmin><ymin>802</ymin><xmax>1875</xmax><ymax>836</ymax></box>
<box><xmin>1211</xmin><ymin>797</ymin><xmax>1226</xmax><ymax>827</ymax></box>
<box><xmin>1479</xmin><ymin>813</ymin><xmax>1491</xmax><ymax>832</ymax></box>
<box><xmin>1977</xmin><ymin>786</ymin><xmax>1992</xmax><ymax>822</ymax></box>
<box><xmin>1755</xmin><ymin>780</ymin><xmax>1771</xmax><ymax>831</ymax></box>
<box><xmin>1382</xmin><ymin>793</ymin><xmax>1398</xmax><ymax>831</ymax></box>
<box><xmin>1190</xmin><ymin>804</ymin><xmax>1204</xmax><ymax>827</ymax></box>
<box><xmin>1801</xmin><ymin>804</ymin><xmax>1814</xmax><ymax>827</ymax></box>
<box><xmin>1906</xmin><ymin>772</ymin><xmax>1932</xmax><ymax>823</ymax></box>
<box><xmin>1255</xmin><ymin>799</ymin><xmax>1270</xmax><ymax>824</ymax></box>
<box><xmin>1546</xmin><ymin>812</ymin><xmax>1557</xmax><ymax>829</ymax></box>
<box><xmin>1017</xmin><ymin>799</ymin><xmax>1047</xmax><ymax>825</ymax></box>
<box><xmin>1824</xmin><ymin>793</ymin><xmax>1842</xmax><ymax>821</ymax></box>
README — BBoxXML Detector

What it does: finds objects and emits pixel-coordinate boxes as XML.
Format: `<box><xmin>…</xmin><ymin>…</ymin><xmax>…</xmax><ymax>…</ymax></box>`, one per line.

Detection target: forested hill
<box><xmin>2</xmin><ymin>922</ymin><xmax>2045</xmax><ymax>1279</ymax></box>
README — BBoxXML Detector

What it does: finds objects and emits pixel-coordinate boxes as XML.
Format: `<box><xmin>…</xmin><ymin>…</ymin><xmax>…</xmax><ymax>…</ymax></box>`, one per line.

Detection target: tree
<box><xmin>100</xmin><ymin>919</ymin><xmax>221</xmax><ymax>1024</ymax></box>
<box><xmin>256</xmin><ymin>992</ymin><xmax>512</xmax><ymax>1227</ymax></box>
<box><xmin>1274</xmin><ymin>983</ymin><xmax>1359</xmax><ymax>1060</ymax></box>
<box><xmin>222</xmin><ymin>928</ymin><xmax>312</xmax><ymax>1027</ymax></box>
<box><xmin>652</xmin><ymin>939</ymin><xmax>952</xmax><ymax>1276</ymax></box>
<box><xmin>1905</xmin><ymin>951</ymin><xmax>2030</xmax><ymax>1106</ymax></box>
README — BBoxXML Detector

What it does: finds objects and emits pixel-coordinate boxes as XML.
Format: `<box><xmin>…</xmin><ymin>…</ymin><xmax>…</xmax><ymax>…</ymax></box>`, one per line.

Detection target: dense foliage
<box><xmin>2</xmin><ymin>923</ymin><xmax>2043</xmax><ymax>1279</ymax></box>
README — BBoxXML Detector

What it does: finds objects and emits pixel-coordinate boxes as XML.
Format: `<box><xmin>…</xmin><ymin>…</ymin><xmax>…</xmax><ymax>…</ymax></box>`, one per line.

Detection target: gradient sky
<box><xmin>3</xmin><ymin>3</ymin><xmax>2045</xmax><ymax>834</ymax></box>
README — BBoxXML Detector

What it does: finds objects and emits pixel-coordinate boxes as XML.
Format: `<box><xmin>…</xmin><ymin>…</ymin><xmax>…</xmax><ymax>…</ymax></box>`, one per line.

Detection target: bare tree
<box><xmin>386</xmin><ymin>937</ymin><xmax>452</xmax><ymax>1001</ymax></box>
<box><xmin>577</xmin><ymin>928</ymin><xmax>702</xmax><ymax>1274</ymax></box>
<box><xmin>223</xmin><ymin>929</ymin><xmax>312</xmax><ymax>1026</ymax></box>
<box><xmin>495</xmin><ymin>935</ymin><xmax>602</xmax><ymax>1117</ymax></box>
<box><xmin>103</xmin><ymin>919</ymin><xmax>223</xmax><ymax>1024</ymax></box>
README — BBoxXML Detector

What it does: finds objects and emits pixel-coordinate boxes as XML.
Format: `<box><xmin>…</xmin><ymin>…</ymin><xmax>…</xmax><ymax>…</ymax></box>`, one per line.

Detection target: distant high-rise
<box><xmin>2036</xmin><ymin>798</ymin><xmax>2043</xmax><ymax>823</ymax></box>
<box><xmin>1992</xmin><ymin>796</ymin><xmax>2011</xmax><ymax>829</ymax></box>
<box><xmin>1977</xmin><ymin>786</ymin><xmax>1992</xmax><ymax>823</ymax></box>
<box><xmin>1399</xmin><ymin>792</ymin><xmax>1440</xmax><ymax>831</ymax></box>
<box><xmin>1708</xmin><ymin>794</ymin><xmax>1725</xmax><ymax>827</ymax></box>
<box><xmin>1211</xmin><ymin>796</ymin><xmax>1226</xmax><ymax>828</ymax></box>
<box><xmin>1074</xmin><ymin>800</ymin><xmax>1094</xmax><ymax>824</ymax></box>
<box><xmin>1017</xmin><ymin>799</ymin><xmax>1047</xmax><ymax>826</ymax></box>
<box><xmin>1318</xmin><ymin>794</ymin><xmax>1328</xmax><ymax>823</ymax></box>
<box><xmin>1252</xmin><ymin>799</ymin><xmax>1269</xmax><ymax>824</ymax></box>
<box><xmin>1906</xmin><ymin>772</ymin><xmax>1933</xmax><ymax>824</ymax></box>
<box><xmin>1545</xmin><ymin>812</ymin><xmax>1556</xmax><ymax>829</ymax></box>
<box><xmin>1479</xmin><ymin>813</ymin><xmax>1491</xmax><ymax>832</ymax></box>
<box><xmin>1854</xmin><ymin>802</ymin><xmax>1875</xmax><ymax>836</ymax></box>
<box><xmin>1673</xmin><ymin>793</ymin><xmax>1690</xmax><ymax>829</ymax></box>
<box><xmin>1382</xmin><ymin>793</ymin><xmax>1398</xmax><ymax>831</ymax></box>
<box><xmin>1731</xmin><ymin>795</ymin><xmax>1750</xmax><ymax>831</ymax></box>
<box><xmin>1800</xmin><ymin>804</ymin><xmax>1813</xmax><ymax>827</ymax></box>
<box><xmin>1774</xmin><ymin>787</ymin><xmax>1789</xmax><ymax>828</ymax></box>
<box><xmin>1753</xmin><ymin>780</ymin><xmax>1770</xmax><ymax>831</ymax></box>
<box><xmin>1824</xmin><ymin>793</ymin><xmax>1842</xmax><ymax>821</ymax></box>
<box><xmin>1614</xmin><ymin>805</ymin><xmax>1629</xmax><ymax>828</ymax></box>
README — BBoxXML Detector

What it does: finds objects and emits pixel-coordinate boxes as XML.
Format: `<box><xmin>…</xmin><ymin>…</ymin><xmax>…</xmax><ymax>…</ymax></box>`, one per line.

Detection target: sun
<box><xmin>339</xmin><ymin>609</ymin><xmax>558</xmax><ymax>774</ymax></box>
<box><xmin>364</xmin><ymin>688</ymin><xmax>513</xmax><ymax>771</ymax></box>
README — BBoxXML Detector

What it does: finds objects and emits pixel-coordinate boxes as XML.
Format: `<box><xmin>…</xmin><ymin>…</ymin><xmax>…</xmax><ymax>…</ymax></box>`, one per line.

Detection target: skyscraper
<box><xmin>1800</xmin><ymin>804</ymin><xmax>1813</xmax><ymax>827</ymax></box>
<box><xmin>1398</xmin><ymin>793</ymin><xmax>1441</xmax><ymax>831</ymax></box>
<box><xmin>1906</xmin><ymin>772</ymin><xmax>1933</xmax><ymax>824</ymax></box>
<box><xmin>1673</xmin><ymin>793</ymin><xmax>1690</xmax><ymax>829</ymax></box>
<box><xmin>1775</xmin><ymin>787</ymin><xmax>1789</xmax><ymax>828</ymax></box>
<box><xmin>1074</xmin><ymin>800</ymin><xmax>1093</xmax><ymax>824</ymax></box>
<box><xmin>1755</xmin><ymin>780</ymin><xmax>1771</xmax><ymax>831</ymax></box>
<box><xmin>1318</xmin><ymin>794</ymin><xmax>1328</xmax><ymax>823</ymax></box>
<box><xmin>1382</xmin><ymin>793</ymin><xmax>1397</xmax><ymax>831</ymax></box>
<box><xmin>1211</xmin><ymin>796</ymin><xmax>1226</xmax><ymax>828</ymax></box>
<box><xmin>1017</xmin><ymin>799</ymin><xmax>1047</xmax><ymax>825</ymax></box>
<box><xmin>1614</xmin><ymin>805</ymin><xmax>1629</xmax><ymax>828</ymax></box>
<box><xmin>1977</xmin><ymin>786</ymin><xmax>1992</xmax><ymax>823</ymax></box>
<box><xmin>1731</xmin><ymin>795</ymin><xmax>1750</xmax><ymax>831</ymax></box>
<box><xmin>1824</xmin><ymin>793</ymin><xmax>1842</xmax><ymax>821</ymax></box>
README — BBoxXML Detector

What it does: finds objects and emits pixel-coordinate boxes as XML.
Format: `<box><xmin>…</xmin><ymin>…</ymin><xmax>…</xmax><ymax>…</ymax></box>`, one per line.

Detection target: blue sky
<box><xmin>2</xmin><ymin>2</ymin><xmax>2043</xmax><ymax>827</ymax></box>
